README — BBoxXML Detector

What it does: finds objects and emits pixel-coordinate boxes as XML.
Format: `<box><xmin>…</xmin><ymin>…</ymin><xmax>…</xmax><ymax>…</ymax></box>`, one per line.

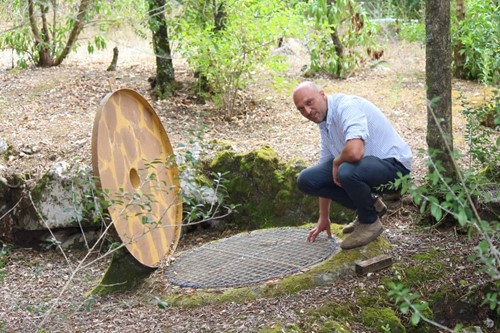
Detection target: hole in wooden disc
<box><xmin>130</xmin><ymin>168</ymin><xmax>140</xmax><ymax>189</ymax></box>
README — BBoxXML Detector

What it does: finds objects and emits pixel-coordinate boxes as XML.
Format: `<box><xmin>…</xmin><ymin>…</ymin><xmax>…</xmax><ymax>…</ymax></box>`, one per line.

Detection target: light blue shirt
<box><xmin>318</xmin><ymin>94</ymin><xmax>412</xmax><ymax>171</ymax></box>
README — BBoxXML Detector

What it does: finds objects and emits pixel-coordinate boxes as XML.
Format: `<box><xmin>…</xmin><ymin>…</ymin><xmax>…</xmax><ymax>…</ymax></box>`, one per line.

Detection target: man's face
<box><xmin>293</xmin><ymin>86</ymin><xmax>328</xmax><ymax>123</ymax></box>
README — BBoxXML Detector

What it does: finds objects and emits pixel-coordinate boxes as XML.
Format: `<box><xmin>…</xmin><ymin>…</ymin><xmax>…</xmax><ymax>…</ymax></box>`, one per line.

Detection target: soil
<box><xmin>0</xmin><ymin>32</ymin><xmax>496</xmax><ymax>332</ymax></box>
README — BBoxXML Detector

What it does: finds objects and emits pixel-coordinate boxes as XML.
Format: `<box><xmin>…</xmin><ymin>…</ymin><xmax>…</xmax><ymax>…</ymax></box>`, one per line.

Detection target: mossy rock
<box><xmin>164</xmin><ymin>229</ymin><xmax>390</xmax><ymax>307</ymax></box>
<box><xmin>90</xmin><ymin>246</ymin><xmax>155</xmax><ymax>296</ymax></box>
<box><xmin>303</xmin><ymin>301</ymin><xmax>355</xmax><ymax>332</ymax></box>
<box><xmin>210</xmin><ymin>145</ymin><xmax>354</xmax><ymax>229</ymax></box>
<box><xmin>0</xmin><ymin>141</ymin><xmax>16</xmax><ymax>161</ymax></box>
<box><xmin>361</xmin><ymin>307</ymin><xmax>406</xmax><ymax>333</ymax></box>
<box><xmin>318</xmin><ymin>320</ymin><xmax>350</xmax><ymax>333</ymax></box>
<box><xmin>259</xmin><ymin>323</ymin><xmax>302</xmax><ymax>333</ymax></box>
<box><xmin>16</xmin><ymin>163</ymin><xmax>98</xmax><ymax>231</ymax></box>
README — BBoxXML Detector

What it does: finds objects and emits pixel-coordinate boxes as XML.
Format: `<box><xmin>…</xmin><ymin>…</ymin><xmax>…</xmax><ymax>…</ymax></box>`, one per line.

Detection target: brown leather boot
<box><xmin>340</xmin><ymin>218</ymin><xmax>383</xmax><ymax>249</ymax></box>
<box><xmin>342</xmin><ymin>196</ymin><xmax>387</xmax><ymax>234</ymax></box>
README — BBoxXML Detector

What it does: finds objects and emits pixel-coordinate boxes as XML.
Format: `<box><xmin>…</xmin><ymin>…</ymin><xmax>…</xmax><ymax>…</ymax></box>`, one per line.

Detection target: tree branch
<box><xmin>54</xmin><ymin>0</ymin><xmax>92</xmax><ymax>66</ymax></box>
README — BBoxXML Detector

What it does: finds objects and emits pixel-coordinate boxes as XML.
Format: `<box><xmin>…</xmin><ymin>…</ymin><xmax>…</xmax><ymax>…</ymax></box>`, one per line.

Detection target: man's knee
<box><xmin>297</xmin><ymin>169</ymin><xmax>310</xmax><ymax>193</ymax></box>
<box><xmin>337</xmin><ymin>162</ymin><xmax>357</xmax><ymax>184</ymax></box>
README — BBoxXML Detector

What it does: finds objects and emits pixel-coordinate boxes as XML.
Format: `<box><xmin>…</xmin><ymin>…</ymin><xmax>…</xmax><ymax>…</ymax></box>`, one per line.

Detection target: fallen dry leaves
<box><xmin>0</xmin><ymin>37</ymin><xmax>494</xmax><ymax>332</ymax></box>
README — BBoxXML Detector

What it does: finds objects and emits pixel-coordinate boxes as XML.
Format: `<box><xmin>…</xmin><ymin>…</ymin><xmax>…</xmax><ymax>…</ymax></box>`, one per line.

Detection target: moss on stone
<box><xmin>164</xmin><ymin>228</ymin><xmax>389</xmax><ymax>308</ymax></box>
<box><xmin>208</xmin><ymin>139</ymin><xmax>234</xmax><ymax>152</ymax></box>
<box><xmin>259</xmin><ymin>323</ymin><xmax>302</xmax><ymax>333</ymax></box>
<box><xmin>362</xmin><ymin>307</ymin><xmax>406</xmax><ymax>333</ymax></box>
<box><xmin>165</xmin><ymin>286</ymin><xmax>260</xmax><ymax>308</ymax></box>
<box><xmin>262</xmin><ymin>273</ymin><xmax>316</xmax><ymax>298</ymax></box>
<box><xmin>318</xmin><ymin>320</ymin><xmax>350</xmax><ymax>333</ymax></box>
<box><xmin>90</xmin><ymin>247</ymin><xmax>155</xmax><ymax>296</ymax></box>
<box><xmin>166</xmin><ymin>292</ymin><xmax>214</xmax><ymax>308</ymax></box>
<box><xmin>307</xmin><ymin>301</ymin><xmax>355</xmax><ymax>321</ymax></box>
<box><xmin>30</xmin><ymin>173</ymin><xmax>49</xmax><ymax>204</ymax></box>
<box><xmin>404</xmin><ymin>261</ymin><xmax>445</xmax><ymax>289</ymax></box>
<box><xmin>218</xmin><ymin>287</ymin><xmax>259</xmax><ymax>304</ymax></box>
<box><xmin>209</xmin><ymin>145</ymin><xmax>354</xmax><ymax>230</ymax></box>
<box><xmin>302</xmin><ymin>302</ymin><xmax>354</xmax><ymax>332</ymax></box>
<box><xmin>1</xmin><ymin>143</ymin><xmax>17</xmax><ymax>161</ymax></box>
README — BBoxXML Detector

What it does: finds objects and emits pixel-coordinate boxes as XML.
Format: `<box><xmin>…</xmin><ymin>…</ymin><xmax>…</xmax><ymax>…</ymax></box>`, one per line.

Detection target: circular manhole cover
<box><xmin>166</xmin><ymin>228</ymin><xmax>338</xmax><ymax>288</ymax></box>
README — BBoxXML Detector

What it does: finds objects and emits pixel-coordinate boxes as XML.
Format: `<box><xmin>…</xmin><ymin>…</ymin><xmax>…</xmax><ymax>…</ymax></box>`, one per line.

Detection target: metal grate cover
<box><xmin>166</xmin><ymin>228</ymin><xmax>338</xmax><ymax>288</ymax></box>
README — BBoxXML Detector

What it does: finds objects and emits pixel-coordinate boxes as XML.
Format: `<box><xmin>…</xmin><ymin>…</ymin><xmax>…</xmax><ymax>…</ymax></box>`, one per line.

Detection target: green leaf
<box><xmin>157</xmin><ymin>300</ymin><xmax>168</xmax><ymax>309</ymax></box>
<box><xmin>411</xmin><ymin>312</ymin><xmax>421</xmax><ymax>325</ymax></box>
<box><xmin>457</xmin><ymin>209</ymin><xmax>468</xmax><ymax>226</ymax></box>
<box><xmin>430</xmin><ymin>202</ymin><xmax>442</xmax><ymax>221</ymax></box>
<box><xmin>400</xmin><ymin>303</ymin><xmax>409</xmax><ymax>314</ymax></box>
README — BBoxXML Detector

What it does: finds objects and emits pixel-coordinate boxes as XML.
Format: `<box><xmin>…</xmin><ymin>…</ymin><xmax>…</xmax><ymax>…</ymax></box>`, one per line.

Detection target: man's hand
<box><xmin>332</xmin><ymin>162</ymin><xmax>341</xmax><ymax>187</ymax></box>
<box><xmin>332</xmin><ymin>139</ymin><xmax>365</xmax><ymax>187</ymax></box>
<box><xmin>307</xmin><ymin>215</ymin><xmax>332</xmax><ymax>242</ymax></box>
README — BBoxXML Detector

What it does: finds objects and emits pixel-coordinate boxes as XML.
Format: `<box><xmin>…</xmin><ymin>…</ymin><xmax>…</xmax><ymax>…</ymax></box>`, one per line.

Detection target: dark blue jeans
<box><xmin>297</xmin><ymin>156</ymin><xmax>410</xmax><ymax>224</ymax></box>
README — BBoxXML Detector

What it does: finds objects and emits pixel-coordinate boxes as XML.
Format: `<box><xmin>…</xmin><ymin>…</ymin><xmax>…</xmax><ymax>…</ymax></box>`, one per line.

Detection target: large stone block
<box><xmin>14</xmin><ymin>161</ymin><xmax>97</xmax><ymax>231</ymax></box>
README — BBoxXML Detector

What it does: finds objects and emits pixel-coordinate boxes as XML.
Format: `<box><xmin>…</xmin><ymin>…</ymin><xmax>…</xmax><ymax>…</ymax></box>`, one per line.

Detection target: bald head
<box><xmin>293</xmin><ymin>81</ymin><xmax>321</xmax><ymax>97</ymax></box>
<box><xmin>292</xmin><ymin>81</ymin><xmax>328</xmax><ymax>123</ymax></box>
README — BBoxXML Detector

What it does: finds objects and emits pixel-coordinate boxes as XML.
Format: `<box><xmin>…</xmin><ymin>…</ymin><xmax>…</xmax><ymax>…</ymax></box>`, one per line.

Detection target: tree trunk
<box><xmin>29</xmin><ymin>0</ymin><xmax>92</xmax><ymax>67</ymax></box>
<box><xmin>213</xmin><ymin>0</ymin><xmax>226</xmax><ymax>33</ymax></box>
<box><xmin>148</xmin><ymin>0</ymin><xmax>176</xmax><ymax>99</ymax></box>
<box><xmin>326</xmin><ymin>0</ymin><xmax>345</xmax><ymax>77</ymax></box>
<box><xmin>107</xmin><ymin>47</ymin><xmax>119</xmax><ymax>71</ymax></box>
<box><xmin>425</xmin><ymin>0</ymin><xmax>456</xmax><ymax>180</ymax></box>
<box><xmin>54</xmin><ymin>0</ymin><xmax>92</xmax><ymax>66</ymax></box>
<box><xmin>28</xmin><ymin>0</ymin><xmax>52</xmax><ymax>67</ymax></box>
<box><xmin>453</xmin><ymin>0</ymin><xmax>466</xmax><ymax>78</ymax></box>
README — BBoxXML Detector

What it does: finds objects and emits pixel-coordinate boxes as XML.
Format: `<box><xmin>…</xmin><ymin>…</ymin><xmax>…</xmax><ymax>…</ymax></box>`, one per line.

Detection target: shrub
<box><xmin>453</xmin><ymin>0</ymin><xmax>500</xmax><ymax>84</ymax></box>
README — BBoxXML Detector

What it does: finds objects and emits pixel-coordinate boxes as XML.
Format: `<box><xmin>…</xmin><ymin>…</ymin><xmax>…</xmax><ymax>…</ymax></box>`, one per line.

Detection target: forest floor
<box><xmin>0</xmin><ymin>29</ymin><xmax>497</xmax><ymax>333</ymax></box>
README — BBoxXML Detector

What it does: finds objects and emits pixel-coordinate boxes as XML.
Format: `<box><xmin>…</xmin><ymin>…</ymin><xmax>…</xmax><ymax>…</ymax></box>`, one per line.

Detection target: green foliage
<box><xmin>398</xmin><ymin>21</ymin><xmax>426</xmax><ymax>44</ymax></box>
<box><xmin>361</xmin><ymin>307</ymin><xmax>405</xmax><ymax>332</ymax></box>
<box><xmin>67</xmin><ymin>167</ymin><xmax>111</xmax><ymax>228</ymax></box>
<box><xmin>303</xmin><ymin>0</ymin><xmax>381</xmax><ymax>78</ymax></box>
<box><xmin>175</xmin><ymin>129</ymin><xmax>237</xmax><ymax>225</ymax></box>
<box><xmin>172</xmin><ymin>0</ymin><xmax>304</xmax><ymax>118</ymax></box>
<box><xmin>388</xmin><ymin>99</ymin><xmax>500</xmax><ymax>326</ymax></box>
<box><xmin>463</xmin><ymin>91</ymin><xmax>500</xmax><ymax>181</ymax></box>
<box><xmin>374</xmin><ymin>0</ymin><xmax>499</xmax><ymax>84</ymax></box>
<box><xmin>387</xmin><ymin>282</ymin><xmax>432</xmax><ymax>327</ymax></box>
<box><xmin>453</xmin><ymin>0</ymin><xmax>500</xmax><ymax>84</ymax></box>
<box><xmin>0</xmin><ymin>0</ymin><xmax>146</xmax><ymax>67</ymax></box>
<box><xmin>363</xmin><ymin>0</ymin><xmax>423</xmax><ymax>20</ymax></box>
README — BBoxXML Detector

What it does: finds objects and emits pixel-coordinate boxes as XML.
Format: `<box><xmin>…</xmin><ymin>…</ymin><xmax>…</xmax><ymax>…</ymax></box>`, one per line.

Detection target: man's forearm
<box><xmin>333</xmin><ymin>139</ymin><xmax>365</xmax><ymax>167</ymax></box>
<box><xmin>319</xmin><ymin>197</ymin><xmax>331</xmax><ymax>218</ymax></box>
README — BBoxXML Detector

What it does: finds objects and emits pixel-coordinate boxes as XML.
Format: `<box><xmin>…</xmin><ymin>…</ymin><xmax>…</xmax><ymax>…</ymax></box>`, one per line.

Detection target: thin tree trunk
<box><xmin>53</xmin><ymin>0</ymin><xmax>92</xmax><ymax>66</ymax></box>
<box><xmin>40</xmin><ymin>3</ymin><xmax>51</xmax><ymax>44</ymax></box>
<box><xmin>28</xmin><ymin>0</ymin><xmax>52</xmax><ymax>67</ymax></box>
<box><xmin>148</xmin><ymin>0</ymin><xmax>175</xmax><ymax>99</ymax></box>
<box><xmin>326</xmin><ymin>0</ymin><xmax>344</xmax><ymax>77</ymax></box>
<box><xmin>213</xmin><ymin>0</ymin><xmax>226</xmax><ymax>33</ymax></box>
<box><xmin>107</xmin><ymin>46</ymin><xmax>119</xmax><ymax>71</ymax></box>
<box><xmin>425</xmin><ymin>0</ymin><xmax>456</xmax><ymax>180</ymax></box>
<box><xmin>453</xmin><ymin>0</ymin><xmax>466</xmax><ymax>78</ymax></box>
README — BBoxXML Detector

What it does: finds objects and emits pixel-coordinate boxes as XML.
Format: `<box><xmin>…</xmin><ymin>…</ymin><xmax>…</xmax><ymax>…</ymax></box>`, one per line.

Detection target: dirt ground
<box><xmin>0</xmin><ymin>31</ymin><xmax>496</xmax><ymax>332</ymax></box>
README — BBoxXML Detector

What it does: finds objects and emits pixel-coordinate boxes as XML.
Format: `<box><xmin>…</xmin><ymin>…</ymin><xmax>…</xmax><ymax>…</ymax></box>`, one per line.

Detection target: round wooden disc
<box><xmin>91</xmin><ymin>89</ymin><xmax>182</xmax><ymax>267</ymax></box>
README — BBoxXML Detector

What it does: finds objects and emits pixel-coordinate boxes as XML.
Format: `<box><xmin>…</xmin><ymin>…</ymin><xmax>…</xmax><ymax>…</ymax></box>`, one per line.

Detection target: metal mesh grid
<box><xmin>166</xmin><ymin>228</ymin><xmax>338</xmax><ymax>288</ymax></box>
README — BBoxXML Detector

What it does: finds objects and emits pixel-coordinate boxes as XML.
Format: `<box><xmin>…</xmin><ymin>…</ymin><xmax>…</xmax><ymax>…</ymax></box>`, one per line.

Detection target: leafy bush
<box><xmin>388</xmin><ymin>94</ymin><xmax>500</xmax><ymax>327</ymax></box>
<box><xmin>172</xmin><ymin>0</ymin><xmax>303</xmax><ymax>118</ymax></box>
<box><xmin>363</xmin><ymin>0</ymin><xmax>424</xmax><ymax>21</ymax></box>
<box><xmin>463</xmin><ymin>90</ymin><xmax>500</xmax><ymax>181</ymax></box>
<box><xmin>453</xmin><ymin>0</ymin><xmax>500</xmax><ymax>84</ymax></box>
<box><xmin>398</xmin><ymin>20</ymin><xmax>425</xmax><ymax>44</ymax></box>
<box><xmin>0</xmin><ymin>0</ymin><xmax>146</xmax><ymax>68</ymax></box>
<box><xmin>303</xmin><ymin>0</ymin><xmax>381</xmax><ymax>78</ymax></box>
<box><xmin>175</xmin><ymin>130</ymin><xmax>237</xmax><ymax>225</ymax></box>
